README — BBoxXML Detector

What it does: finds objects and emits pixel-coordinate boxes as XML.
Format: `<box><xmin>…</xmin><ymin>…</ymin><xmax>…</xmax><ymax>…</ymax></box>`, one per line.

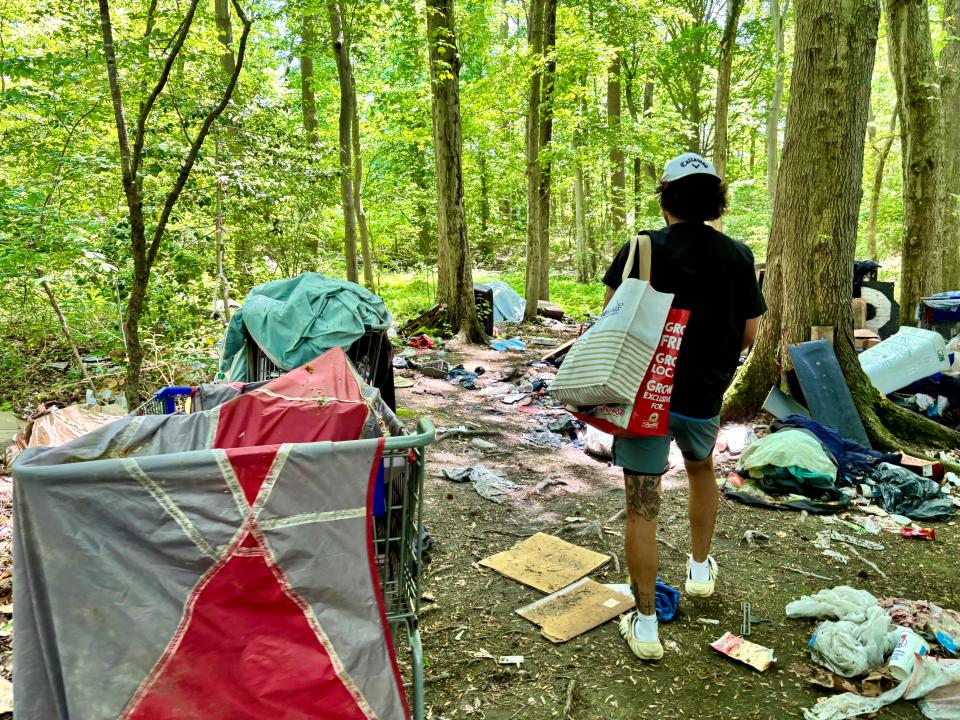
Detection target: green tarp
<box><xmin>221</xmin><ymin>272</ymin><xmax>391</xmax><ymax>381</ymax></box>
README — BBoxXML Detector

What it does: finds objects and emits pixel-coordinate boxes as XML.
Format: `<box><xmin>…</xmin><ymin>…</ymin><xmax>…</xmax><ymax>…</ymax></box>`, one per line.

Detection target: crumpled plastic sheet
<box><xmin>871</xmin><ymin>462</ymin><xmax>956</xmax><ymax>521</ymax></box>
<box><xmin>441</xmin><ymin>464</ymin><xmax>519</xmax><ymax>504</ymax></box>
<box><xmin>881</xmin><ymin>598</ymin><xmax>960</xmax><ymax>655</ymax></box>
<box><xmin>787</xmin><ymin>586</ymin><xmax>899</xmax><ymax>678</ymax></box>
<box><xmin>803</xmin><ymin>656</ymin><xmax>960</xmax><ymax>720</ymax></box>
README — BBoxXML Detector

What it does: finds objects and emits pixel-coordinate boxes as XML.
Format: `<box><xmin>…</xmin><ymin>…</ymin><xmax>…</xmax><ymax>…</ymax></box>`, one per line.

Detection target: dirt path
<box><xmin>397</xmin><ymin>335</ymin><xmax>950</xmax><ymax>720</ymax></box>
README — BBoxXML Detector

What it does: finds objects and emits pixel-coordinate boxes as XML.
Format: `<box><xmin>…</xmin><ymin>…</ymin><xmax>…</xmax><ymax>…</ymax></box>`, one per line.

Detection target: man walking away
<box><xmin>601</xmin><ymin>152</ymin><xmax>766</xmax><ymax>660</ymax></box>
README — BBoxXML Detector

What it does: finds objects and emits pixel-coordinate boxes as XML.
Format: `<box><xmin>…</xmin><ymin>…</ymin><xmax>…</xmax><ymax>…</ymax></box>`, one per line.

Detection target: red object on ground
<box><xmin>408</xmin><ymin>334</ymin><xmax>435</xmax><ymax>350</ymax></box>
<box><xmin>900</xmin><ymin>527</ymin><xmax>936</xmax><ymax>541</ymax></box>
<box><xmin>726</xmin><ymin>472</ymin><xmax>745</xmax><ymax>489</ymax></box>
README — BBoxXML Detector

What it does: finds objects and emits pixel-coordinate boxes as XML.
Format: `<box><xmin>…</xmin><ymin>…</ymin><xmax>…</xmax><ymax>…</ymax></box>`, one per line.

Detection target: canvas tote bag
<box><xmin>549</xmin><ymin>234</ymin><xmax>673</xmax><ymax>406</ymax></box>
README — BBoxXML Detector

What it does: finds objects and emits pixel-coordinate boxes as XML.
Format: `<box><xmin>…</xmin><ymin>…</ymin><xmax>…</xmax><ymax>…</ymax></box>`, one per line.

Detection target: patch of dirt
<box><xmin>394</xmin><ymin>327</ymin><xmax>944</xmax><ymax>720</ymax></box>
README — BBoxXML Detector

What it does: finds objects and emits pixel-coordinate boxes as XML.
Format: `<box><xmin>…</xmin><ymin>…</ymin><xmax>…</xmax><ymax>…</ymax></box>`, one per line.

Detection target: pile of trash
<box><xmin>787</xmin><ymin>586</ymin><xmax>960</xmax><ymax>719</ymax></box>
<box><xmin>721</xmin><ymin>414</ymin><xmax>955</xmax><ymax>523</ymax></box>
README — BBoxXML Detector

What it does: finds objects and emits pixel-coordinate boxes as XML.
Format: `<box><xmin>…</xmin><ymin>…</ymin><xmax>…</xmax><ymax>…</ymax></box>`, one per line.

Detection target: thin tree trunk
<box><xmin>524</xmin><ymin>0</ymin><xmax>544</xmax><ymax>319</ymax></box>
<box><xmin>214</xmin><ymin>133</ymin><xmax>232</xmax><ymax>322</ymax></box>
<box><xmin>623</xmin><ymin>66</ymin><xmax>642</xmax><ymax>223</ymax></box>
<box><xmin>714</xmin><ymin>0</ymin><xmax>745</xmax><ymax>183</ymax></box>
<box><xmin>766</xmin><ymin>0</ymin><xmax>789</xmax><ymax>204</ymax></box>
<box><xmin>866</xmin><ymin>103</ymin><xmax>898</xmax><ymax>261</ymax></box>
<box><xmin>327</xmin><ymin>2</ymin><xmax>359</xmax><ymax>284</ymax></box>
<box><xmin>643</xmin><ymin>79</ymin><xmax>656</xmax><ymax>181</ymax></box>
<box><xmin>99</xmin><ymin>0</ymin><xmax>249</xmax><ymax>407</ymax></box>
<box><xmin>887</xmin><ymin>0</ymin><xmax>945</xmax><ymax>322</ymax></box>
<box><xmin>413</xmin><ymin>150</ymin><xmax>433</xmax><ymax>258</ymax></box>
<box><xmin>427</xmin><ymin>0</ymin><xmax>484</xmax><ymax>340</ymax></box>
<box><xmin>608</xmin><ymin>54</ymin><xmax>625</xmax><ymax>237</ymax></box>
<box><xmin>537</xmin><ymin>0</ymin><xmax>557</xmax><ymax>301</ymax></box>
<box><xmin>301</xmin><ymin>14</ymin><xmax>320</xmax><ymax>145</ymax></box>
<box><xmin>41</xmin><ymin>278</ymin><xmax>97</xmax><ymax>396</ymax></box>
<box><xmin>941</xmin><ymin>0</ymin><xmax>960</xmax><ymax>288</ymax></box>
<box><xmin>214</xmin><ymin>0</ymin><xmax>236</xmax><ymax>77</ymax></box>
<box><xmin>479</xmin><ymin>151</ymin><xmax>490</xmax><ymax>234</ymax></box>
<box><xmin>349</xmin><ymin>62</ymin><xmax>374</xmax><ymax>288</ymax></box>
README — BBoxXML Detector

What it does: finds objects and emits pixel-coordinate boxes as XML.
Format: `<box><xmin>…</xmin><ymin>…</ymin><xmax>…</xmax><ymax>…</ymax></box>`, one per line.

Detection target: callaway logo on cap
<box><xmin>661</xmin><ymin>152</ymin><xmax>721</xmax><ymax>183</ymax></box>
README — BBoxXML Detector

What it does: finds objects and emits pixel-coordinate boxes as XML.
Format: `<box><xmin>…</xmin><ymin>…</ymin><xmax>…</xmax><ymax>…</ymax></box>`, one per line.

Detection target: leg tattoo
<box><xmin>630</xmin><ymin>581</ymin><xmax>656</xmax><ymax>615</ymax></box>
<box><xmin>625</xmin><ymin>473</ymin><xmax>661</xmax><ymax>522</ymax></box>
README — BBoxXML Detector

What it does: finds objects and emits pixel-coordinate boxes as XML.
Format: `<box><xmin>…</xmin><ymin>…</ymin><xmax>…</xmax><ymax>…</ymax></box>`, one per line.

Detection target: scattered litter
<box><xmin>888</xmin><ymin>627</ymin><xmax>930</xmax><ymax>681</ymax></box>
<box><xmin>479</xmin><ymin>383</ymin><xmax>512</xmax><ymax>397</ymax></box>
<box><xmin>442</xmin><ymin>464</ymin><xmax>519</xmax><ymax>503</ymax></box>
<box><xmin>479</xmin><ymin>532</ymin><xmax>610</xmax><ymax>593</ymax></box>
<box><xmin>471</xmin><ymin>438</ymin><xmax>497</xmax><ymax>451</ymax></box>
<box><xmin>871</xmin><ymin>462</ymin><xmax>955</xmax><ymax>521</ymax></box>
<box><xmin>740</xmin><ymin>529</ymin><xmax>770</xmax><ymax>547</ymax></box>
<box><xmin>530</xmin><ymin>337</ymin><xmax>558</xmax><ymax>347</ymax></box>
<box><xmin>547</xmin><ymin>415</ymin><xmax>578</xmax><ymax>434</ymax></box>
<box><xmin>408</xmin><ymin>334</ymin><xmax>435</xmax><ymax>350</ymax></box>
<box><xmin>829</xmin><ymin>530</ymin><xmax>885</xmax><ymax>552</ymax></box>
<box><xmin>698</xmin><ymin>618</ymin><xmax>721</xmax><ymax>626</ymax></box>
<box><xmin>655</xmin><ymin>580</ymin><xmax>680</xmax><ymax>622</ymax></box>
<box><xmin>521</xmin><ymin>430</ymin><xmax>563</xmax><ymax>449</ymax></box>
<box><xmin>419</xmin><ymin>359</ymin><xmax>451</xmax><ymax>379</ymax></box>
<box><xmin>497</xmin><ymin>655</ymin><xmax>524</xmax><ymax>666</ymax></box>
<box><xmin>822</xmin><ymin>549</ymin><xmax>850</xmax><ymax>564</ymax></box>
<box><xmin>711</xmin><ymin>632</ymin><xmax>776</xmax><ymax>672</ymax></box>
<box><xmin>394</xmin><ymin>376</ymin><xmax>415</xmax><ymax>388</ymax></box>
<box><xmin>742</xmin><ymin>602</ymin><xmax>774</xmax><ymax>636</ymax></box>
<box><xmin>516</xmin><ymin>577</ymin><xmax>633</xmax><ymax>643</ymax></box>
<box><xmin>491</xmin><ymin>337</ymin><xmax>526</xmax><ymax>352</ymax></box>
<box><xmin>446</xmin><ymin>365</ymin><xmax>479</xmax><ymax>389</ymax></box>
<box><xmin>786</xmin><ymin>586</ymin><xmax>900</xmax><ymax>678</ymax></box>
<box><xmin>900</xmin><ymin>527</ymin><xmax>936</xmax><ymax>541</ymax></box>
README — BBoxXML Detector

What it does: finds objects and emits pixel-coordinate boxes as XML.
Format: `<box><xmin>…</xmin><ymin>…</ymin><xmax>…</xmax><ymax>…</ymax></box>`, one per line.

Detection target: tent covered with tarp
<box><xmin>221</xmin><ymin>272</ymin><xmax>392</xmax><ymax>382</ymax></box>
<box><xmin>12</xmin><ymin>347</ymin><xmax>410</xmax><ymax>719</ymax></box>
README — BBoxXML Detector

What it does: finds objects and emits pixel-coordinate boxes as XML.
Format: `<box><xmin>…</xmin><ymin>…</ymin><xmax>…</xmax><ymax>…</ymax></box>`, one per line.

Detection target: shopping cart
<box><xmin>134</xmin><ymin>386</ymin><xmax>432</xmax><ymax>719</ymax></box>
<box><xmin>247</xmin><ymin>323</ymin><xmax>396</xmax><ymax>410</ymax></box>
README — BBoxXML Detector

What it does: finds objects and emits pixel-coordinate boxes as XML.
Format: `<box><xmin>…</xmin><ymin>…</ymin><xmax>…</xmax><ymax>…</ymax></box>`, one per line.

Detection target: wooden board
<box><xmin>479</xmin><ymin>532</ymin><xmax>610</xmax><ymax>594</ymax></box>
<box><xmin>537</xmin><ymin>300</ymin><xmax>565</xmax><ymax>320</ymax></box>
<box><xmin>516</xmin><ymin>578</ymin><xmax>634</xmax><ymax>643</ymax></box>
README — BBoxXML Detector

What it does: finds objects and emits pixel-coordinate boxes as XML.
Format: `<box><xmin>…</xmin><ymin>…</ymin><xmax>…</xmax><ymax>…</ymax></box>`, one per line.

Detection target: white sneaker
<box><xmin>685</xmin><ymin>555</ymin><xmax>718</xmax><ymax>597</ymax></box>
<box><xmin>618</xmin><ymin>611</ymin><xmax>664</xmax><ymax>660</ymax></box>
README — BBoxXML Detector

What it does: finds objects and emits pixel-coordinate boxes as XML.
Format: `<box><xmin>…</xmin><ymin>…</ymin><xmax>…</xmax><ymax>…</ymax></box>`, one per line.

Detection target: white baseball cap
<box><xmin>661</xmin><ymin>152</ymin><xmax>721</xmax><ymax>183</ymax></box>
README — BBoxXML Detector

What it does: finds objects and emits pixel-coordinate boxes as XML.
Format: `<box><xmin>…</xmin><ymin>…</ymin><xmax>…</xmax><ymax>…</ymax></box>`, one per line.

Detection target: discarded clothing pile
<box><xmin>772</xmin><ymin>415</ymin><xmax>900</xmax><ymax>480</ymax></box>
<box><xmin>726</xmin><ymin>428</ymin><xmax>851</xmax><ymax>514</ymax></box>
<box><xmin>870</xmin><ymin>463</ymin><xmax>955</xmax><ymax>521</ymax></box>
<box><xmin>892</xmin><ymin>374</ymin><xmax>960</xmax><ymax>427</ymax></box>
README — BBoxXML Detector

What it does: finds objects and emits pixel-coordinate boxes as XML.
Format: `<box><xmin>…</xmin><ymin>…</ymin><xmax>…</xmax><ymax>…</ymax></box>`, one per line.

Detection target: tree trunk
<box><xmin>608</xmin><ymin>55</ymin><xmax>625</xmax><ymax>238</ymax></box>
<box><xmin>887</xmin><ymin>0</ymin><xmax>944</xmax><ymax>322</ymax></box>
<box><xmin>766</xmin><ymin>0</ymin><xmax>789</xmax><ymax>204</ymax></box>
<box><xmin>214</xmin><ymin>0</ymin><xmax>236</xmax><ymax>77</ymax></box>
<box><xmin>866</xmin><ymin>103</ymin><xmax>898</xmax><ymax>261</ymax></box>
<box><xmin>99</xmin><ymin>0</ymin><xmax>249</xmax><ymax>408</ymax></box>
<box><xmin>328</xmin><ymin>2</ymin><xmax>359</xmax><ymax>284</ymax></box>
<box><xmin>714</xmin><ymin>0</ymin><xmax>745</xmax><ymax>186</ymax></box>
<box><xmin>574</xmin><ymin>76</ymin><xmax>590</xmax><ymax>283</ymax></box>
<box><xmin>941</xmin><ymin>0</ymin><xmax>960</xmax><ymax>289</ymax></box>
<box><xmin>524</xmin><ymin>0</ymin><xmax>544</xmax><ymax>319</ymax></box>
<box><xmin>349</xmin><ymin>62</ymin><xmax>374</xmax><ymax>288</ymax></box>
<box><xmin>537</xmin><ymin>0</ymin><xmax>557</xmax><ymax>301</ymax></box>
<box><xmin>643</xmin><ymin>79</ymin><xmax>656</xmax><ymax>181</ymax></box>
<box><xmin>479</xmin><ymin>151</ymin><xmax>490</xmax><ymax>234</ymax></box>
<box><xmin>413</xmin><ymin>150</ymin><xmax>433</xmax><ymax>258</ymax></box>
<box><xmin>301</xmin><ymin>14</ymin><xmax>320</xmax><ymax>145</ymax></box>
<box><xmin>426</xmin><ymin>0</ymin><xmax>484</xmax><ymax>341</ymax></box>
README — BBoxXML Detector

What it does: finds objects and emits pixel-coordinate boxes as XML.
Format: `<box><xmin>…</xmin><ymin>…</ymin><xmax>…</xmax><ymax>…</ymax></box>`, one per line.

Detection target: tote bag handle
<box><xmin>622</xmin><ymin>233</ymin><xmax>653</xmax><ymax>284</ymax></box>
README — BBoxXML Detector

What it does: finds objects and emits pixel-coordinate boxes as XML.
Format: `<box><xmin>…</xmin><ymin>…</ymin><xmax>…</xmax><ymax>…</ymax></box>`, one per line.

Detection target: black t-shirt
<box><xmin>602</xmin><ymin>223</ymin><xmax>766</xmax><ymax>419</ymax></box>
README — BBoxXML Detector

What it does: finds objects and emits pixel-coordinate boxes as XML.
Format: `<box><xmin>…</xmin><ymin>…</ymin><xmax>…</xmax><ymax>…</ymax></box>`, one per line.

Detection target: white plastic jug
<box><xmin>859</xmin><ymin>327</ymin><xmax>951</xmax><ymax>395</ymax></box>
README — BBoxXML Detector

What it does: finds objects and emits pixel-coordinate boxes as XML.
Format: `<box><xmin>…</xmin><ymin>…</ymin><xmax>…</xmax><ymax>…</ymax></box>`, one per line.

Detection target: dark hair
<box><xmin>655</xmin><ymin>174</ymin><xmax>729</xmax><ymax>222</ymax></box>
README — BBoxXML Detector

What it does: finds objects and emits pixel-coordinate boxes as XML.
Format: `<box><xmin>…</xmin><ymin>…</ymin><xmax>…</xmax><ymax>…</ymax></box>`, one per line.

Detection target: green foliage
<box><xmin>0</xmin><ymin>0</ymin><xmax>915</xmax><ymax>407</ymax></box>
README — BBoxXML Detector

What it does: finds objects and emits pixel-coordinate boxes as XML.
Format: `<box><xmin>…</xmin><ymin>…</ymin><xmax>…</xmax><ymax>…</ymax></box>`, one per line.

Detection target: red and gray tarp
<box><xmin>13</xmin><ymin>348</ymin><xmax>410</xmax><ymax>719</ymax></box>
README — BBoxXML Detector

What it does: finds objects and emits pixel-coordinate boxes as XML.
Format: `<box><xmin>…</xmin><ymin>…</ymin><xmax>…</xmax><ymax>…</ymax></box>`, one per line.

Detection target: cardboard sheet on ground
<box><xmin>479</xmin><ymin>532</ymin><xmax>610</xmax><ymax>593</ymax></box>
<box><xmin>516</xmin><ymin>578</ymin><xmax>634</xmax><ymax>642</ymax></box>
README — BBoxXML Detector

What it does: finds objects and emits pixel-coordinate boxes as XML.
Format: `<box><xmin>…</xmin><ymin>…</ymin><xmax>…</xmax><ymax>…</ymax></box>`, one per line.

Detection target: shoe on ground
<box><xmin>618</xmin><ymin>611</ymin><xmax>664</xmax><ymax>660</ymax></box>
<box><xmin>685</xmin><ymin>555</ymin><xmax>718</xmax><ymax>598</ymax></box>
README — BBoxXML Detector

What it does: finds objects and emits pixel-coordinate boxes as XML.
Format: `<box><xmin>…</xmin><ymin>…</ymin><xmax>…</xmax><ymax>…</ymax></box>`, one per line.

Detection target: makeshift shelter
<box><xmin>487</xmin><ymin>281</ymin><xmax>526</xmax><ymax>325</ymax></box>
<box><xmin>220</xmin><ymin>272</ymin><xmax>392</xmax><ymax>383</ymax></box>
<box><xmin>13</xmin><ymin>348</ymin><xmax>411</xmax><ymax>719</ymax></box>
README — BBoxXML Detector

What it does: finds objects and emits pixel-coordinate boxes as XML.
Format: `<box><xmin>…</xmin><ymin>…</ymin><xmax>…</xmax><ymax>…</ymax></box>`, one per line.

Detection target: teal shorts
<box><xmin>612</xmin><ymin>414</ymin><xmax>721</xmax><ymax>476</ymax></box>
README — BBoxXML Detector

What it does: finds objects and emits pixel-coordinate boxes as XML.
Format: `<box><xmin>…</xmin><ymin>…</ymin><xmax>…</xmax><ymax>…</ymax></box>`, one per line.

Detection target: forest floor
<box><xmin>397</xmin><ymin>324</ymin><xmax>956</xmax><ymax>720</ymax></box>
